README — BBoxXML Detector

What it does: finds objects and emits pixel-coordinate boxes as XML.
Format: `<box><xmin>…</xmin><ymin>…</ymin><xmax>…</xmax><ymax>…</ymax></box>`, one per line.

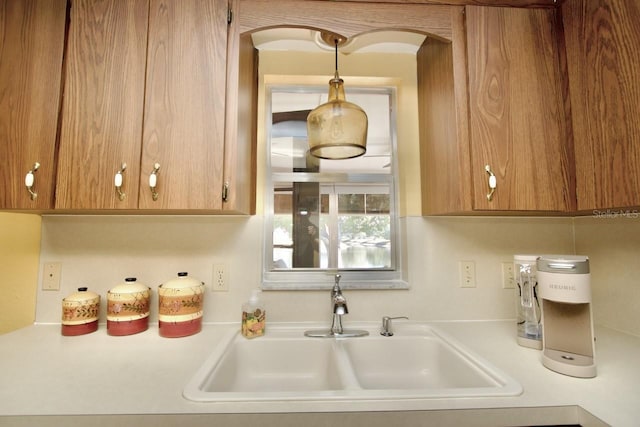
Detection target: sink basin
<box><xmin>340</xmin><ymin>336</ymin><xmax>504</xmax><ymax>390</ymax></box>
<box><xmin>198</xmin><ymin>337</ymin><xmax>348</xmax><ymax>394</ymax></box>
<box><xmin>183</xmin><ymin>323</ymin><xmax>522</xmax><ymax>402</ymax></box>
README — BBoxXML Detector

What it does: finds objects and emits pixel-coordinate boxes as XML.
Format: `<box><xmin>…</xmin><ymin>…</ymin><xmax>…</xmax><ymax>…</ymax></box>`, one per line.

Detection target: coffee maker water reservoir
<box><xmin>515</xmin><ymin>255</ymin><xmax>542</xmax><ymax>349</ymax></box>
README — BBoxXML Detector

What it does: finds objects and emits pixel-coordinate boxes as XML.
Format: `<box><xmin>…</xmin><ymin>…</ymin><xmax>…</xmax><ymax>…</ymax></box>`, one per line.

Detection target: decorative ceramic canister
<box><xmin>158</xmin><ymin>272</ymin><xmax>205</xmax><ymax>338</ymax></box>
<box><xmin>61</xmin><ymin>287</ymin><xmax>100</xmax><ymax>336</ymax></box>
<box><xmin>107</xmin><ymin>277</ymin><xmax>151</xmax><ymax>336</ymax></box>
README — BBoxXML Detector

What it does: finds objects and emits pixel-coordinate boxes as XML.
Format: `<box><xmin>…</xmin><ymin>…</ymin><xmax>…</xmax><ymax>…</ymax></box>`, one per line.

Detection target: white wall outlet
<box><xmin>42</xmin><ymin>262</ymin><xmax>62</xmax><ymax>291</ymax></box>
<box><xmin>501</xmin><ymin>262</ymin><xmax>516</xmax><ymax>289</ymax></box>
<box><xmin>459</xmin><ymin>261</ymin><xmax>476</xmax><ymax>288</ymax></box>
<box><xmin>212</xmin><ymin>264</ymin><xmax>228</xmax><ymax>292</ymax></box>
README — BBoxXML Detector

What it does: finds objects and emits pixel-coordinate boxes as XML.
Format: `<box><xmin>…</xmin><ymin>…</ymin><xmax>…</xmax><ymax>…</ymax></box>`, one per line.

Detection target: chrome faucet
<box><xmin>304</xmin><ymin>274</ymin><xmax>369</xmax><ymax>338</ymax></box>
<box><xmin>331</xmin><ymin>274</ymin><xmax>348</xmax><ymax>334</ymax></box>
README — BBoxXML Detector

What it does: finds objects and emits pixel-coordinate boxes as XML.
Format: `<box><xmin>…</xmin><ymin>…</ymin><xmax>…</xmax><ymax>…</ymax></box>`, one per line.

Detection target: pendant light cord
<box><xmin>334</xmin><ymin>38</ymin><xmax>339</xmax><ymax>74</ymax></box>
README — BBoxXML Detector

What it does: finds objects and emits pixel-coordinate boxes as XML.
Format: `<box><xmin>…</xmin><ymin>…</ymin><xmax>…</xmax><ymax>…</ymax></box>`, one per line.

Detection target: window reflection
<box><xmin>272</xmin><ymin>184</ymin><xmax>391</xmax><ymax>270</ymax></box>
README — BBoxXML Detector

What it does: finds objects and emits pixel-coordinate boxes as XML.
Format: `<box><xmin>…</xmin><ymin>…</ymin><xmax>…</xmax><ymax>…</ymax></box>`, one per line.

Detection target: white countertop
<box><xmin>0</xmin><ymin>320</ymin><xmax>638</xmax><ymax>426</ymax></box>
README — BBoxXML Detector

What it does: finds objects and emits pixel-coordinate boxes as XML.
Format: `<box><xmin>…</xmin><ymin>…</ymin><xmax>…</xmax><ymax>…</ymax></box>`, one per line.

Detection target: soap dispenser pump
<box><xmin>242</xmin><ymin>289</ymin><xmax>266</xmax><ymax>339</ymax></box>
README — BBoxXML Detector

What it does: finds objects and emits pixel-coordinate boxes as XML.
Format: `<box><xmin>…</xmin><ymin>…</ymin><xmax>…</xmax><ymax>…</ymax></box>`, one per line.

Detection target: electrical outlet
<box><xmin>42</xmin><ymin>262</ymin><xmax>62</xmax><ymax>291</ymax></box>
<box><xmin>459</xmin><ymin>261</ymin><xmax>476</xmax><ymax>288</ymax></box>
<box><xmin>501</xmin><ymin>262</ymin><xmax>515</xmax><ymax>289</ymax></box>
<box><xmin>212</xmin><ymin>264</ymin><xmax>228</xmax><ymax>292</ymax></box>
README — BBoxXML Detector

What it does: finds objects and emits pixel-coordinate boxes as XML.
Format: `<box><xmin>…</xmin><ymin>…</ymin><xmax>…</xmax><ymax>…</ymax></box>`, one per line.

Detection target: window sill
<box><xmin>262</xmin><ymin>273</ymin><xmax>409</xmax><ymax>290</ymax></box>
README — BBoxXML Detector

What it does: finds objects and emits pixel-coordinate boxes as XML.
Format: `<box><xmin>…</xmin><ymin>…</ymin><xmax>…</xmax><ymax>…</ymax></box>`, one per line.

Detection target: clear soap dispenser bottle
<box><xmin>242</xmin><ymin>289</ymin><xmax>266</xmax><ymax>339</ymax></box>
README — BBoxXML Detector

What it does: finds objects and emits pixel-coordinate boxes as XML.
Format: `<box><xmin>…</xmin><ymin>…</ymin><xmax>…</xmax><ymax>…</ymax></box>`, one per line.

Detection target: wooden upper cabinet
<box><xmin>465</xmin><ymin>6</ymin><xmax>575</xmax><ymax>212</ymax></box>
<box><xmin>55</xmin><ymin>0</ymin><xmax>149</xmax><ymax>210</ymax></box>
<box><xmin>0</xmin><ymin>0</ymin><xmax>66</xmax><ymax>210</ymax></box>
<box><xmin>562</xmin><ymin>0</ymin><xmax>640</xmax><ymax>211</ymax></box>
<box><xmin>54</xmin><ymin>0</ymin><xmax>254</xmax><ymax>213</ymax></box>
<box><xmin>139</xmin><ymin>0</ymin><xmax>230</xmax><ymax>210</ymax></box>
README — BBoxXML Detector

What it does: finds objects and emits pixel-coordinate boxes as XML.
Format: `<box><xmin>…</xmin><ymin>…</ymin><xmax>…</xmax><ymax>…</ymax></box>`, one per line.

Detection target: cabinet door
<box><xmin>223</xmin><ymin>9</ymin><xmax>258</xmax><ymax>215</ymax></box>
<box><xmin>0</xmin><ymin>0</ymin><xmax>66</xmax><ymax>210</ymax></box>
<box><xmin>418</xmin><ymin>7</ymin><xmax>473</xmax><ymax>215</ymax></box>
<box><xmin>55</xmin><ymin>0</ymin><xmax>148</xmax><ymax>210</ymax></box>
<box><xmin>466</xmin><ymin>6</ymin><xmax>575</xmax><ymax>212</ymax></box>
<box><xmin>563</xmin><ymin>0</ymin><xmax>640</xmax><ymax>211</ymax></box>
<box><xmin>139</xmin><ymin>0</ymin><xmax>228</xmax><ymax>210</ymax></box>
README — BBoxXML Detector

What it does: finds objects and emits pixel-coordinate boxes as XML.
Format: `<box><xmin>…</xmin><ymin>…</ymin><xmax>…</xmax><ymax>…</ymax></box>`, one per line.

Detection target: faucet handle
<box><xmin>334</xmin><ymin>274</ymin><xmax>341</xmax><ymax>286</ymax></box>
<box><xmin>381</xmin><ymin>316</ymin><xmax>409</xmax><ymax>336</ymax></box>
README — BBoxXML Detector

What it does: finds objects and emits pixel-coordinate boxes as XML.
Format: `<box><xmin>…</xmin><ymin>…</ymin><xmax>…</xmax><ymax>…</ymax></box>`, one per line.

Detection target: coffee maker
<box><xmin>537</xmin><ymin>256</ymin><xmax>596</xmax><ymax>378</ymax></box>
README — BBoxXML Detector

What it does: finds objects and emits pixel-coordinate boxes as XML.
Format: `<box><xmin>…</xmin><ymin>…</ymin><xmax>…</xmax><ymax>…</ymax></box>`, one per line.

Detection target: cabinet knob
<box><xmin>24</xmin><ymin>162</ymin><xmax>40</xmax><ymax>201</ymax></box>
<box><xmin>149</xmin><ymin>163</ymin><xmax>160</xmax><ymax>201</ymax></box>
<box><xmin>114</xmin><ymin>163</ymin><xmax>127</xmax><ymax>201</ymax></box>
<box><xmin>485</xmin><ymin>164</ymin><xmax>497</xmax><ymax>201</ymax></box>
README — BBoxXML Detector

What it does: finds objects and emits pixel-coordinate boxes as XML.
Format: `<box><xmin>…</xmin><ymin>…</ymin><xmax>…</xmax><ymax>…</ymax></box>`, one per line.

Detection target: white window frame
<box><xmin>262</xmin><ymin>82</ymin><xmax>408</xmax><ymax>290</ymax></box>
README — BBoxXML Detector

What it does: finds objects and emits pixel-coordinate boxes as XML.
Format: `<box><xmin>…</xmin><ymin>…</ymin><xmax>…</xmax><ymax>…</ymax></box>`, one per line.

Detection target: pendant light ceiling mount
<box><xmin>306</xmin><ymin>32</ymin><xmax>368</xmax><ymax>160</ymax></box>
<box><xmin>319</xmin><ymin>31</ymin><xmax>348</xmax><ymax>49</ymax></box>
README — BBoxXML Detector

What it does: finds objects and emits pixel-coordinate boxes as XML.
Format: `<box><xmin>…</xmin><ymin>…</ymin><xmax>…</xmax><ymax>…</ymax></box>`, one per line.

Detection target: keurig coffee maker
<box><xmin>537</xmin><ymin>256</ymin><xmax>596</xmax><ymax>378</ymax></box>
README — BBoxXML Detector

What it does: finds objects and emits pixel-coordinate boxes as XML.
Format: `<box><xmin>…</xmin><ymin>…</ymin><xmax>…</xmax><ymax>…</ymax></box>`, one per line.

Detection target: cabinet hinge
<box><xmin>222</xmin><ymin>182</ymin><xmax>230</xmax><ymax>202</ymax></box>
<box><xmin>227</xmin><ymin>7</ymin><xmax>233</xmax><ymax>25</ymax></box>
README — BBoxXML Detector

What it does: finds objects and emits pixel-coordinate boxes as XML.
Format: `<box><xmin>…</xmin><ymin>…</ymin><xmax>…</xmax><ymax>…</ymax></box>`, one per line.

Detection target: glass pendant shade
<box><xmin>307</xmin><ymin>71</ymin><xmax>368</xmax><ymax>160</ymax></box>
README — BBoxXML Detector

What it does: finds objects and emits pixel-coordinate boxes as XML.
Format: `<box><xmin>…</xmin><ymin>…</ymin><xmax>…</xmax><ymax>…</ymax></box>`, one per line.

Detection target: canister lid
<box><xmin>108</xmin><ymin>277</ymin><xmax>149</xmax><ymax>295</ymax></box>
<box><xmin>537</xmin><ymin>255</ymin><xmax>589</xmax><ymax>274</ymax></box>
<box><xmin>63</xmin><ymin>287</ymin><xmax>100</xmax><ymax>303</ymax></box>
<box><xmin>160</xmin><ymin>272</ymin><xmax>204</xmax><ymax>289</ymax></box>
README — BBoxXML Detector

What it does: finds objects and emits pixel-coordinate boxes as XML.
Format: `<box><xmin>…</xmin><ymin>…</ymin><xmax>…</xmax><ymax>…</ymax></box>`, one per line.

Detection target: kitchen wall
<box><xmin>35</xmin><ymin>215</ymin><xmax>575</xmax><ymax>327</ymax></box>
<box><xmin>0</xmin><ymin>213</ymin><xmax>41</xmax><ymax>334</ymax></box>
<box><xmin>574</xmin><ymin>214</ymin><xmax>640</xmax><ymax>336</ymax></box>
<box><xmin>32</xmin><ymin>214</ymin><xmax>640</xmax><ymax>338</ymax></box>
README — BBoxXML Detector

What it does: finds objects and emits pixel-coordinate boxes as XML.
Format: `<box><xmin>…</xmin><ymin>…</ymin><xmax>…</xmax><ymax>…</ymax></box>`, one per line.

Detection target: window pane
<box><xmin>272</xmin><ymin>183</ymin><xmax>392</xmax><ymax>271</ymax></box>
<box><xmin>339</xmin><ymin>215</ymin><xmax>391</xmax><ymax>269</ymax></box>
<box><xmin>273</xmin><ymin>213</ymin><xmax>293</xmax><ymax>269</ymax></box>
<box><xmin>366</xmin><ymin>194</ymin><xmax>389</xmax><ymax>214</ymax></box>
<box><xmin>338</xmin><ymin>194</ymin><xmax>365</xmax><ymax>213</ymax></box>
<box><xmin>272</xmin><ymin>182</ymin><xmax>322</xmax><ymax>269</ymax></box>
<box><xmin>270</xmin><ymin>91</ymin><xmax>392</xmax><ymax>175</ymax></box>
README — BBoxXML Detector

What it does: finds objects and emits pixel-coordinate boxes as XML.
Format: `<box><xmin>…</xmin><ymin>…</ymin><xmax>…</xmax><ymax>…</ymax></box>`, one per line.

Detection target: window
<box><xmin>263</xmin><ymin>82</ymin><xmax>406</xmax><ymax>289</ymax></box>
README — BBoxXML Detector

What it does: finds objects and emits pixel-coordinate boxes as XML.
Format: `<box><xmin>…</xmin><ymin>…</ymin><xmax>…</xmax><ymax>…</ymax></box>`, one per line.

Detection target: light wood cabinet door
<box><xmin>0</xmin><ymin>0</ymin><xmax>66</xmax><ymax>210</ymax></box>
<box><xmin>55</xmin><ymin>0</ymin><xmax>149</xmax><ymax>210</ymax></box>
<box><xmin>139</xmin><ymin>0</ymin><xmax>229</xmax><ymax>210</ymax></box>
<box><xmin>466</xmin><ymin>6</ymin><xmax>575</xmax><ymax>212</ymax></box>
<box><xmin>223</xmin><ymin>7</ymin><xmax>258</xmax><ymax>215</ymax></box>
<box><xmin>562</xmin><ymin>0</ymin><xmax>640</xmax><ymax>211</ymax></box>
<box><xmin>418</xmin><ymin>7</ymin><xmax>473</xmax><ymax>215</ymax></box>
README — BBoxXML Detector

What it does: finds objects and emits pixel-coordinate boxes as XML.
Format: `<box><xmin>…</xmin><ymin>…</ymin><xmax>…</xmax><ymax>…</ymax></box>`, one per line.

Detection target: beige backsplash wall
<box><xmin>574</xmin><ymin>215</ymin><xmax>640</xmax><ymax>337</ymax></box>
<box><xmin>36</xmin><ymin>215</ymin><xmax>577</xmax><ymax>327</ymax></box>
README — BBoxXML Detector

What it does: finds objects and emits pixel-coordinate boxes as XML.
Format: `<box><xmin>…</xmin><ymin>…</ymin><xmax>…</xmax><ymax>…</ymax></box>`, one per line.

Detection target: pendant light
<box><xmin>307</xmin><ymin>35</ymin><xmax>368</xmax><ymax>160</ymax></box>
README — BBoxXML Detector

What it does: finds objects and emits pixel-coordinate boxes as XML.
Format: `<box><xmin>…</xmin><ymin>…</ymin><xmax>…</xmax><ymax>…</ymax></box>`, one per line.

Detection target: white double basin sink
<box><xmin>183</xmin><ymin>323</ymin><xmax>522</xmax><ymax>402</ymax></box>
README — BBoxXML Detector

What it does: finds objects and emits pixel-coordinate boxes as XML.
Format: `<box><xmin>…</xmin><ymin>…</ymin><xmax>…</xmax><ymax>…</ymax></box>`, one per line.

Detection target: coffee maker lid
<box><xmin>537</xmin><ymin>255</ymin><xmax>589</xmax><ymax>274</ymax></box>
